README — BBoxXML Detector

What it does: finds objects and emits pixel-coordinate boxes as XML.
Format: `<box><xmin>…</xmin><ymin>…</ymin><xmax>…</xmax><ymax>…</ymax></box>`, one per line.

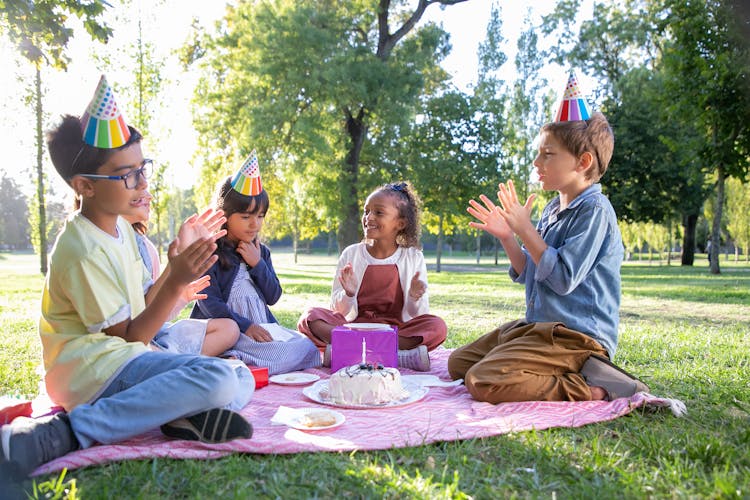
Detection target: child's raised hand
<box><xmin>495</xmin><ymin>180</ymin><xmax>536</xmax><ymax>235</ymax></box>
<box><xmin>176</xmin><ymin>208</ymin><xmax>227</xmax><ymax>253</ymax></box>
<box><xmin>245</xmin><ymin>324</ymin><xmax>273</xmax><ymax>342</ymax></box>
<box><xmin>166</xmin><ymin>236</ymin><xmax>218</xmax><ymax>288</ymax></box>
<box><xmin>237</xmin><ymin>239</ymin><xmax>261</xmax><ymax>267</ymax></box>
<box><xmin>181</xmin><ymin>274</ymin><xmax>211</xmax><ymax>303</ymax></box>
<box><xmin>408</xmin><ymin>271</ymin><xmax>427</xmax><ymax>301</ymax></box>
<box><xmin>468</xmin><ymin>194</ymin><xmax>514</xmax><ymax>241</ymax></box>
<box><xmin>338</xmin><ymin>263</ymin><xmax>357</xmax><ymax>297</ymax></box>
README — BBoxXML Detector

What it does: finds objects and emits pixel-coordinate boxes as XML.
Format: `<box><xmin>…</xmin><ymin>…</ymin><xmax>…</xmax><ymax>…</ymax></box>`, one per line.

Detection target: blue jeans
<box><xmin>68</xmin><ymin>352</ymin><xmax>254</xmax><ymax>448</ymax></box>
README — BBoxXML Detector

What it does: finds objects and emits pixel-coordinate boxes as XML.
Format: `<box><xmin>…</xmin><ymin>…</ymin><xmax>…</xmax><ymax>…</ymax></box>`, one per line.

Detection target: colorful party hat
<box><xmin>80</xmin><ymin>75</ymin><xmax>131</xmax><ymax>148</ymax></box>
<box><xmin>554</xmin><ymin>71</ymin><xmax>592</xmax><ymax>122</ymax></box>
<box><xmin>231</xmin><ymin>149</ymin><xmax>263</xmax><ymax>196</ymax></box>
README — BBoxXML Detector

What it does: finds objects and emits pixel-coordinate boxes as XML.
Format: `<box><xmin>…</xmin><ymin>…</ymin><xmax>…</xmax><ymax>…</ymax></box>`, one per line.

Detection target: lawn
<box><xmin>1</xmin><ymin>250</ymin><xmax>749</xmax><ymax>499</ymax></box>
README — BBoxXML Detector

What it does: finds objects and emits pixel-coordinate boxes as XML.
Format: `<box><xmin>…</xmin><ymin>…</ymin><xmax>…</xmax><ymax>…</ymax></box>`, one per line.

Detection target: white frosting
<box><xmin>329</xmin><ymin>364</ymin><xmax>408</xmax><ymax>405</ymax></box>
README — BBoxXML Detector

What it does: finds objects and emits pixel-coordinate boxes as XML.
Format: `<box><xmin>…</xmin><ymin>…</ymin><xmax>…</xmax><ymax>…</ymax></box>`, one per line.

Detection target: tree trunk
<box><xmin>35</xmin><ymin>66</ymin><xmax>47</xmax><ymax>275</ymax></box>
<box><xmin>337</xmin><ymin>107</ymin><xmax>366</xmax><ymax>251</ymax></box>
<box><xmin>681</xmin><ymin>212</ymin><xmax>697</xmax><ymax>266</ymax></box>
<box><xmin>709</xmin><ymin>166</ymin><xmax>725</xmax><ymax>274</ymax></box>
<box><xmin>293</xmin><ymin>229</ymin><xmax>299</xmax><ymax>264</ymax></box>
<box><xmin>435</xmin><ymin>212</ymin><xmax>443</xmax><ymax>273</ymax></box>
<box><xmin>493</xmin><ymin>238</ymin><xmax>499</xmax><ymax>266</ymax></box>
<box><xmin>475</xmin><ymin>233</ymin><xmax>480</xmax><ymax>264</ymax></box>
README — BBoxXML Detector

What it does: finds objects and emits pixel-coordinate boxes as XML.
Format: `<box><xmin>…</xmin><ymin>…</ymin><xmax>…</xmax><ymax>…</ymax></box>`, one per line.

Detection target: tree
<box><xmin>658</xmin><ymin>0</ymin><xmax>750</xmax><ymax>273</ymax></box>
<box><xmin>725</xmin><ymin>177</ymin><xmax>750</xmax><ymax>261</ymax></box>
<box><xmin>0</xmin><ymin>174</ymin><xmax>30</xmax><ymax>249</ymax></box>
<box><xmin>190</xmin><ymin>0</ymin><xmax>468</xmax><ymax>253</ymax></box>
<box><xmin>404</xmin><ymin>90</ymin><xmax>479</xmax><ymax>271</ymax></box>
<box><xmin>1</xmin><ymin>1</ymin><xmax>112</xmax><ymax>273</ymax></box>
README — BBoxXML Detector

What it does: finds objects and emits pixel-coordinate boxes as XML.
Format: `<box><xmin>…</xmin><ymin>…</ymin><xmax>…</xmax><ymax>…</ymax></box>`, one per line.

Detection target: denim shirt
<box><xmin>509</xmin><ymin>184</ymin><xmax>623</xmax><ymax>357</ymax></box>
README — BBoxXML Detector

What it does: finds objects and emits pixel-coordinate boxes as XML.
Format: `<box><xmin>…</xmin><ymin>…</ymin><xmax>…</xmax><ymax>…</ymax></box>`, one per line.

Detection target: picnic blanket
<box><xmin>7</xmin><ymin>348</ymin><xmax>683</xmax><ymax>476</ymax></box>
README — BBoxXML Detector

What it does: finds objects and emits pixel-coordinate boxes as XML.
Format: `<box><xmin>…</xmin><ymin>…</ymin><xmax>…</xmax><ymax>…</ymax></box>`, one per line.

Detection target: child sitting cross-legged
<box><xmin>449</xmin><ymin>72</ymin><xmax>649</xmax><ymax>403</ymax></box>
<box><xmin>0</xmin><ymin>76</ymin><xmax>254</xmax><ymax>479</ymax></box>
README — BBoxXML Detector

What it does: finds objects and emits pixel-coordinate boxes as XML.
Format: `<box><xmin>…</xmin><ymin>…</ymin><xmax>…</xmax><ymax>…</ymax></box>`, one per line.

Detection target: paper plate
<box><xmin>343</xmin><ymin>323</ymin><xmax>394</xmax><ymax>331</ymax></box>
<box><xmin>287</xmin><ymin>408</ymin><xmax>345</xmax><ymax>431</ymax></box>
<box><xmin>302</xmin><ymin>380</ymin><xmax>428</xmax><ymax>410</ymax></box>
<box><xmin>269</xmin><ymin>372</ymin><xmax>320</xmax><ymax>386</ymax></box>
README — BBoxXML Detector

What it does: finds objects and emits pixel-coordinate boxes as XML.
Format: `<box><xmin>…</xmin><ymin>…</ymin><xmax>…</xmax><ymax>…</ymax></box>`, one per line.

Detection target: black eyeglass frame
<box><xmin>77</xmin><ymin>159</ymin><xmax>153</xmax><ymax>189</ymax></box>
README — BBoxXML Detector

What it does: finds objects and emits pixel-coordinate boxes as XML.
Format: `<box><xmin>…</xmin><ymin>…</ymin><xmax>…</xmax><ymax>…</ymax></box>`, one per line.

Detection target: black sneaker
<box><xmin>0</xmin><ymin>413</ymin><xmax>79</xmax><ymax>477</ymax></box>
<box><xmin>581</xmin><ymin>354</ymin><xmax>650</xmax><ymax>400</ymax></box>
<box><xmin>160</xmin><ymin>408</ymin><xmax>252</xmax><ymax>443</ymax></box>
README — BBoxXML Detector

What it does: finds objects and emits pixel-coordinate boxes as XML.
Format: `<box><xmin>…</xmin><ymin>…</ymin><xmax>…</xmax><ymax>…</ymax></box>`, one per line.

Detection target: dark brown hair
<box><xmin>368</xmin><ymin>181</ymin><xmax>422</xmax><ymax>249</ymax></box>
<box><xmin>213</xmin><ymin>176</ymin><xmax>270</xmax><ymax>268</ymax></box>
<box><xmin>540</xmin><ymin>112</ymin><xmax>614</xmax><ymax>181</ymax></box>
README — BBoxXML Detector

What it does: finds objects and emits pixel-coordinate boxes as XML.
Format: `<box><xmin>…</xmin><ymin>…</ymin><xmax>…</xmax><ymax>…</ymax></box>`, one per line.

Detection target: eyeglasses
<box><xmin>78</xmin><ymin>159</ymin><xmax>153</xmax><ymax>189</ymax></box>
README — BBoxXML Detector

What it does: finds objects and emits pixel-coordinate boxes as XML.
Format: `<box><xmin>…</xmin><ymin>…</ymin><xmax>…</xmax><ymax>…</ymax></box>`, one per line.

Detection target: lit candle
<box><xmin>361</xmin><ymin>338</ymin><xmax>366</xmax><ymax>365</ymax></box>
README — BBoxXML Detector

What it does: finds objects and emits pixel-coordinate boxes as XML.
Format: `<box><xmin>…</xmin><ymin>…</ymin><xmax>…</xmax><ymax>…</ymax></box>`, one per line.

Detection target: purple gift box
<box><xmin>330</xmin><ymin>324</ymin><xmax>398</xmax><ymax>373</ymax></box>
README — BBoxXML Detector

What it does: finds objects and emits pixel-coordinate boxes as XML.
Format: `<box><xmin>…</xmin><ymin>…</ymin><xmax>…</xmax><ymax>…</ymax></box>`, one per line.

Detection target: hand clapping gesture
<box><xmin>176</xmin><ymin>208</ymin><xmax>227</xmax><ymax>253</ymax></box>
<box><xmin>165</xmin><ymin>237</ymin><xmax>218</xmax><ymax>288</ymax></box>
<box><xmin>408</xmin><ymin>271</ymin><xmax>426</xmax><ymax>301</ymax></box>
<box><xmin>467</xmin><ymin>180</ymin><xmax>536</xmax><ymax>241</ymax></box>
<box><xmin>339</xmin><ymin>263</ymin><xmax>358</xmax><ymax>297</ymax></box>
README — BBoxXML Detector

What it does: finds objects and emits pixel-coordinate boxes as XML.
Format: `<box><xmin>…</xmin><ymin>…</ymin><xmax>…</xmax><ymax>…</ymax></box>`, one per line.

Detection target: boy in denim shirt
<box><xmin>449</xmin><ymin>74</ymin><xmax>648</xmax><ymax>403</ymax></box>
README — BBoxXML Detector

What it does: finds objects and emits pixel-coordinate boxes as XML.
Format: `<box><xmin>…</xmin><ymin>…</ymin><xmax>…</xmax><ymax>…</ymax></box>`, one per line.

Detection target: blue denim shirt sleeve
<box><xmin>508</xmin><ymin>185</ymin><xmax>623</xmax><ymax>357</ymax></box>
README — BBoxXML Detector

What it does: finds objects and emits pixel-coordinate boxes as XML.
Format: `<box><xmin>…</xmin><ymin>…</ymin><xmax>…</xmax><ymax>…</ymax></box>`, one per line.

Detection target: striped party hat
<box><xmin>554</xmin><ymin>71</ymin><xmax>592</xmax><ymax>122</ymax></box>
<box><xmin>80</xmin><ymin>75</ymin><xmax>131</xmax><ymax>148</ymax></box>
<box><xmin>231</xmin><ymin>149</ymin><xmax>263</xmax><ymax>196</ymax></box>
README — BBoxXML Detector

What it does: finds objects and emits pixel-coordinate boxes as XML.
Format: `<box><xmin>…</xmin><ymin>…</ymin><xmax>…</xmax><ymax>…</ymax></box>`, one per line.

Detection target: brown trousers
<box><xmin>447</xmin><ymin>320</ymin><xmax>608</xmax><ymax>403</ymax></box>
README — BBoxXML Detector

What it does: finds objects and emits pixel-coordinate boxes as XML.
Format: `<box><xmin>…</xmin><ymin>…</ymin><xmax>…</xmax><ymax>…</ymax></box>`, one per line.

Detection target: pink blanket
<box><xmin>30</xmin><ymin>348</ymin><xmax>680</xmax><ymax>476</ymax></box>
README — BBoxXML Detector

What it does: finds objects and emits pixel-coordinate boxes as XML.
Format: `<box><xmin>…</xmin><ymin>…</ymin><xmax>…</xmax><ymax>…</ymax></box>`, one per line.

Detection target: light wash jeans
<box><xmin>68</xmin><ymin>352</ymin><xmax>254</xmax><ymax>448</ymax></box>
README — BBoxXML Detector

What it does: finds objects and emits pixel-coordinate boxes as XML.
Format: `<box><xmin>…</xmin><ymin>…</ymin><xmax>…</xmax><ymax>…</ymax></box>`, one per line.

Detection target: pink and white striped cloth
<box><xmin>29</xmin><ymin>348</ymin><xmax>682</xmax><ymax>476</ymax></box>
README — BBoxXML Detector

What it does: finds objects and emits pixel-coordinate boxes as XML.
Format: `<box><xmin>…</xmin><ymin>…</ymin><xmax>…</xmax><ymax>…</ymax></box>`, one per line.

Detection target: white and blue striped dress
<box><xmin>224</xmin><ymin>264</ymin><xmax>321</xmax><ymax>375</ymax></box>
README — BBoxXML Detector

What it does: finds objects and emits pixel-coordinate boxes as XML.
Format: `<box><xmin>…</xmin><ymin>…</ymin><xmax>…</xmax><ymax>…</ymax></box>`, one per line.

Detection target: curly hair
<box><xmin>368</xmin><ymin>181</ymin><xmax>422</xmax><ymax>249</ymax></box>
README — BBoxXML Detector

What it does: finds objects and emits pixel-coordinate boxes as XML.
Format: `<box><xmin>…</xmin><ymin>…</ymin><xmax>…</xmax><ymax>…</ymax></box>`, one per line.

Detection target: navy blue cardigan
<box><xmin>190</xmin><ymin>240</ymin><xmax>281</xmax><ymax>333</ymax></box>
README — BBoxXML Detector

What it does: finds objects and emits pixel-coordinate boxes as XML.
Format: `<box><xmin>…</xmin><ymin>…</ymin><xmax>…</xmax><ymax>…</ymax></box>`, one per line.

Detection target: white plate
<box><xmin>302</xmin><ymin>380</ymin><xmax>428</xmax><ymax>409</ymax></box>
<box><xmin>269</xmin><ymin>372</ymin><xmax>321</xmax><ymax>386</ymax></box>
<box><xmin>343</xmin><ymin>323</ymin><xmax>394</xmax><ymax>331</ymax></box>
<box><xmin>401</xmin><ymin>375</ymin><xmax>464</xmax><ymax>387</ymax></box>
<box><xmin>287</xmin><ymin>408</ymin><xmax>345</xmax><ymax>431</ymax></box>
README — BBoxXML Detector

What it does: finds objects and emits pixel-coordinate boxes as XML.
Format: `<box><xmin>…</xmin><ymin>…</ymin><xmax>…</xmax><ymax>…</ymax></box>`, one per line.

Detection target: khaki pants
<box><xmin>447</xmin><ymin>320</ymin><xmax>608</xmax><ymax>403</ymax></box>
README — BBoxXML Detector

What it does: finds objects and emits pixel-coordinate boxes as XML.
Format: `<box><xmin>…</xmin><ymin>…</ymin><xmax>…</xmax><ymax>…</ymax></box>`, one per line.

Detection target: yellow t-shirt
<box><xmin>39</xmin><ymin>213</ymin><xmax>151</xmax><ymax>410</ymax></box>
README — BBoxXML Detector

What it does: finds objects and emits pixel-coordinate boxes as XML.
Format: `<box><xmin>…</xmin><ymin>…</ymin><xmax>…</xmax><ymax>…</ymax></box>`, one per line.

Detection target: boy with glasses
<box><xmin>1</xmin><ymin>76</ymin><xmax>254</xmax><ymax>479</ymax></box>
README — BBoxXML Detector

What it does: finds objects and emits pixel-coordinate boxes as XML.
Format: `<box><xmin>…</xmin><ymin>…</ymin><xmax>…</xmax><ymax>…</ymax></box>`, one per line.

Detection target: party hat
<box><xmin>231</xmin><ymin>149</ymin><xmax>263</xmax><ymax>196</ymax></box>
<box><xmin>80</xmin><ymin>75</ymin><xmax>131</xmax><ymax>148</ymax></box>
<box><xmin>554</xmin><ymin>71</ymin><xmax>592</xmax><ymax>122</ymax></box>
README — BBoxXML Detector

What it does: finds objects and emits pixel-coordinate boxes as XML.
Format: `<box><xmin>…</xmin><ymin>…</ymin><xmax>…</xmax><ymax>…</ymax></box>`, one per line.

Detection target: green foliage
<box><xmin>0</xmin><ymin>174</ymin><xmax>30</xmax><ymax>248</ymax></box>
<box><xmin>0</xmin><ymin>0</ymin><xmax>112</xmax><ymax>69</ymax></box>
<box><xmin>725</xmin><ymin>177</ymin><xmax>750</xmax><ymax>260</ymax></box>
<box><xmin>189</xmin><ymin>0</ymin><xmax>462</xmax><ymax>250</ymax></box>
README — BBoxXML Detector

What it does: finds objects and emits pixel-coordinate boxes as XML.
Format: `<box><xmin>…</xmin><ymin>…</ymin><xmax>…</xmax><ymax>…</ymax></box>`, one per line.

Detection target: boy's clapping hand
<box><xmin>166</xmin><ymin>237</ymin><xmax>218</xmax><ymax>287</ymax></box>
<box><xmin>495</xmin><ymin>180</ymin><xmax>536</xmax><ymax>236</ymax></box>
<box><xmin>176</xmin><ymin>208</ymin><xmax>227</xmax><ymax>253</ymax></box>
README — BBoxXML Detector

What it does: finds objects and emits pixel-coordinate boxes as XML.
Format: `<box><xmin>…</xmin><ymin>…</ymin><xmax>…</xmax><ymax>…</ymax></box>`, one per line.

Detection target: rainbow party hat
<box><xmin>80</xmin><ymin>75</ymin><xmax>131</xmax><ymax>148</ymax></box>
<box><xmin>231</xmin><ymin>149</ymin><xmax>263</xmax><ymax>196</ymax></box>
<box><xmin>554</xmin><ymin>71</ymin><xmax>592</xmax><ymax>122</ymax></box>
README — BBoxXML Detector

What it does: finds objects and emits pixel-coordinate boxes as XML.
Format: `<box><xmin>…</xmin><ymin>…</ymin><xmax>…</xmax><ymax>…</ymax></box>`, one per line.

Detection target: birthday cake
<box><xmin>329</xmin><ymin>363</ymin><xmax>408</xmax><ymax>405</ymax></box>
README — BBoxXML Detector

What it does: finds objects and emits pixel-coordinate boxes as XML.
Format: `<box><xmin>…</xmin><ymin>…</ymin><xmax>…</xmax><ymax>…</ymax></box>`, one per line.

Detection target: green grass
<box><xmin>1</xmin><ymin>251</ymin><xmax>749</xmax><ymax>498</ymax></box>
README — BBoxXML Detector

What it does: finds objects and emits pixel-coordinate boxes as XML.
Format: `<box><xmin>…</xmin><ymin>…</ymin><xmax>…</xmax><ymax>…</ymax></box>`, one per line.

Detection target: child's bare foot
<box><xmin>589</xmin><ymin>385</ymin><xmax>608</xmax><ymax>400</ymax></box>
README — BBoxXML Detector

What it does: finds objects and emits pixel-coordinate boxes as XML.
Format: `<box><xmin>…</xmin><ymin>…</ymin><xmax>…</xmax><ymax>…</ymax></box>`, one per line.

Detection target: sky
<box><xmin>0</xmin><ymin>0</ymin><xmax>593</xmax><ymax>199</ymax></box>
